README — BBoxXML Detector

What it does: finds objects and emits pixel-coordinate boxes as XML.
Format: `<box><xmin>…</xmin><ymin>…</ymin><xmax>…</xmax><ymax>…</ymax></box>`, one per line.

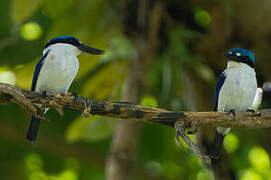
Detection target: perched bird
<box><xmin>210</xmin><ymin>48</ymin><xmax>257</xmax><ymax>159</ymax></box>
<box><xmin>27</xmin><ymin>36</ymin><xmax>104</xmax><ymax>142</ymax></box>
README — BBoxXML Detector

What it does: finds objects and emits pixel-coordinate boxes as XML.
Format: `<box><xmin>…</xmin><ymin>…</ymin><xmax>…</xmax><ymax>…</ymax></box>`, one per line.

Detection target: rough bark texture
<box><xmin>0</xmin><ymin>81</ymin><xmax>268</xmax><ymax>164</ymax></box>
<box><xmin>0</xmin><ymin>82</ymin><xmax>269</xmax><ymax>129</ymax></box>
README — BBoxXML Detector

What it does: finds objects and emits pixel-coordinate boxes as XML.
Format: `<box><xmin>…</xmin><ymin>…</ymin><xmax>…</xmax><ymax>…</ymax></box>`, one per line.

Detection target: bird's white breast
<box><xmin>35</xmin><ymin>45</ymin><xmax>79</xmax><ymax>94</ymax></box>
<box><xmin>217</xmin><ymin>63</ymin><xmax>257</xmax><ymax>112</ymax></box>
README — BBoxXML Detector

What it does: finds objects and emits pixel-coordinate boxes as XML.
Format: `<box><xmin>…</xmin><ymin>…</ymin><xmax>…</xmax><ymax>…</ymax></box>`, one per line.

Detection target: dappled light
<box><xmin>0</xmin><ymin>68</ymin><xmax>16</xmax><ymax>85</ymax></box>
<box><xmin>66</xmin><ymin>116</ymin><xmax>115</xmax><ymax>143</ymax></box>
<box><xmin>162</xmin><ymin>161</ymin><xmax>183</xmax><ymax>179</ymax></box>
<box><xmin>25</xmin><ymin>153</ymin><xmax>43</xmax><ymax>171</ymax></box>
<box><xmin>20</xmin><ymin>22</ymin><xmax>43</xmax><ymax>41</ymax></box>
<box><xmin>223</xmin><ymin>132</ymin><xmax>239</xmax><ymax>153</ymax></box>
<box><xmin>196</xmin><ymin>169</ymin><xmax>214</xmax><ymax>180</ymax></box>
<box><xmin>25</xmin><ymin>154</ymin><xmax>79</xmax><ymax>180</ymax></box>
<box><xmin>14</xmin><ymin>61</ymin><xmax>36</xmax><ymax>88</ymax></box>
<box><xmin>239</xmin><ymin>169</ymin><xmax>262</xmax><ymax>180</ymax></box>
<box><xmin>144</xmin><ymin>161</ymin><xmax>163</xmax><ymax>177</ymax></box>
<box><xmin>141</xmin><ymin>95</ymin><xmax>158</xmax><ymax>107</ymax></box>
<box><xmin>1</xmin><ymin>0</ymin><xmax>271</xmax><ymax>179</ymax></box>
<box><xmin>194</xmin><ymin>9</ymin><xmax>211</xmax><ymax>27</ymax></box>
<box><xmin>248</xmin><ymin>146</ymin><xmax>270</xmax><ymax>172</ymax></box>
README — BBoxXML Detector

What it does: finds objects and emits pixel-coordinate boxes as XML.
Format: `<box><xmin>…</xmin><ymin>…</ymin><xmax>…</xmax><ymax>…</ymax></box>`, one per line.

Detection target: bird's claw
<box><xmin>41</xmin><ymin>90</ymin><xmax>47</xmax><ymax>97</ymax></box>
<box><xmin>228</xmin><ymin>109</ymin><xmax>236</xmax><ymax>116</ymax></box>
<box><xmin>246</xmin><ymin>109</ymin><xmax>261</xmax><ymax>117</ymax></box>
<box><xmin>246</xmin><ymin>109</ymin><xmax>255</xmax><ymax>113</ymax></box>
<box><xmin>71</xmin><ymin>92</ymin><xmax>79</xmax><ymax>103</ymax></box>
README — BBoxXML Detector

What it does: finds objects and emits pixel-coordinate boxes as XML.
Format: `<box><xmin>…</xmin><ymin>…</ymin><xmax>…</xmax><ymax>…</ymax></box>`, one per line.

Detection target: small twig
<box><xmin>0</xmin><ymin>83</ymin><xmax>38</xmax><ymax>116</ymax></box>
<box><xmin>175</xmin><ymin>123</ymin><xmax>211</xmax><ymax>164</ymax></box>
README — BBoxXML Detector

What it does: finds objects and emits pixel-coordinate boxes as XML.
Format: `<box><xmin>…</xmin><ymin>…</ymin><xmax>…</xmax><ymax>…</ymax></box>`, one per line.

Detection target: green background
<box><xmin>1</xmin><ymin>0</ymin><xmax>271</xmax><ymax>179</ymax></box>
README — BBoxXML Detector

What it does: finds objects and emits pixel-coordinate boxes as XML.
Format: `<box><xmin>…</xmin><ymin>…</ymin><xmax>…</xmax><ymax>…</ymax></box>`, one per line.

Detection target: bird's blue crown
<box><xmin>44</xmin><ymin>36</ymin><xmax>104</xmax><ymax>55</ymax></box>
<box><xmin>228</xmin><ymin>48</ymin><xmax>255</xmax><ymax>63</ymax></box>
<box><xmin>45</xmin><ymin>36</ymin><xmax>80</xmax><ymax>48</ymax></box>
<box><xmin>225</xmin><ymin>48</ymin><xmax>255</xmax><ymax>68</ymax></box>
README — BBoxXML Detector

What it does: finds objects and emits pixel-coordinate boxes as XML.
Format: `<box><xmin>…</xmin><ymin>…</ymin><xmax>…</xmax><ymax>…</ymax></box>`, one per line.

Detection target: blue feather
<box><xmin>49</xmin><ymin>36</ymin><xmax>79</xmax><ymax>44</ymax></box>
<box><xmin>31</xmin><ymin>51</ymin><xmax>50</xmax><ymax>91</ymax></box>
<box><xmin>45</xmin><ymin>36</ymin><xmax>80</xmax><ymax>49</ymax></box>
<box><xmin>51</xmin><ymin>36</ymin><xmax>78</xmax><ymax>41</ymax></box>
<box><xmin>214</xmin><ymin>72</ymin><xmax>226</xmax><ymax>111</ymax></box>
<box><xmin>228</xmin><ymin>48</ymin><xmax>255</xmax><ymax>63</ymax></box>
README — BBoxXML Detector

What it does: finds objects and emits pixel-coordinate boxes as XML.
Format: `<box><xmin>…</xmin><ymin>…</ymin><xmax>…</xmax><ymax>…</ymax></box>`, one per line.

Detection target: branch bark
<box><xmin>0</xmin><ymin>82</ymin><xmax>268</xmax><ymax>164</ymax></box>
<box><xmin>1</xmin><ymin>82</ymin><xmax>269</xmax><ymax>129</ymax></box>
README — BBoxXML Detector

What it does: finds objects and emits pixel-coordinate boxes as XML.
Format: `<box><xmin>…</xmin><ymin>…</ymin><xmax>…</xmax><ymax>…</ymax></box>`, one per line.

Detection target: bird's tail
<box><xmin>209</xmin><ymin>131</ymin><xmax>225</xmax><ymax>159</ymax></box>
<box><xmin>26</xmin><ymin>116</ymin><xmax>41</xmax><ymax>142</ymax></box>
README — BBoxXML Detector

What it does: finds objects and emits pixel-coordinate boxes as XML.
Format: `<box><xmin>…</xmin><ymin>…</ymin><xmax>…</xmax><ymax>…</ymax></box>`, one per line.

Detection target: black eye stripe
<box><xmin>235</xmin><ymin>56</ymin><xmax>254</xmax><ymax>68</ymax></box>
<box><xmin>240</xmin><ymin>56</ymin><xmax>254</xmax><ymax>68</ymax></box>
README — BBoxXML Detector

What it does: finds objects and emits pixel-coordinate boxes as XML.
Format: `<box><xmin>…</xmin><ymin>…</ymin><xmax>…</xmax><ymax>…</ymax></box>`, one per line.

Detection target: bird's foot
<box><xmin>228</xmin><ymin>109</ymin><xmax>236</xmax><ymax>116</ymax></box>
<box><xmin>71</xmin><ymin>92</ymin><xmax>79</xmax><ymax>103</ymax></box>
<box><xmin>41</xmin><ymin>90</ymin><xmax>47</xmax><ymax>97</ymax></box>
<box><xmin>246</xmin><ymin>109</ymin><xmax>255</xmax><ymax>113</ymax></box>
<box><xmin>246</xmin><ymin>109</ymin><xmax>261</xmax><ymax>117</ymax></box>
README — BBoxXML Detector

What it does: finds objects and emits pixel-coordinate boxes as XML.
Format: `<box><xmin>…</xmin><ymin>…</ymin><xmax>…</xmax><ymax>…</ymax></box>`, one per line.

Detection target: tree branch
<box><xmin>0</xmin><ymin>82</ymin><xmax>268</xmax><ymax>164</ymax></box>
<box><xmin>0</xmin><ymin>82</ymin><xmax>268</xmax><ymax>129</ymax></box>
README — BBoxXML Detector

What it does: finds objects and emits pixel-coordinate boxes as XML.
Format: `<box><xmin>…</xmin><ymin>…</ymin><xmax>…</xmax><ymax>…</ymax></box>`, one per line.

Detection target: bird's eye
<box><xmin>236</xmin><ymin>52</ymin><xmax>241</xmax><ymax>56</ymax></box>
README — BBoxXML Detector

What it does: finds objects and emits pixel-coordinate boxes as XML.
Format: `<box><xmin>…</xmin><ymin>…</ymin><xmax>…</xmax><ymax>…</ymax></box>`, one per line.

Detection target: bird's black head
<box><xmin>224</xmin><ymin>48</ymin><xmax>255</xmax><ymax>68</ymax></box>
<box><xmin>45</xmin><ymin>36</ymin><xmax>104</xmax><ymax>55</ymax></box>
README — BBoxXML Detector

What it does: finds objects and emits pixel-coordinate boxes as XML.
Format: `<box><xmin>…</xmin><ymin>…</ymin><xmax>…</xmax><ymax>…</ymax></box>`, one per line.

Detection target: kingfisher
<box><xmin>210</xmin><ymin>48</ymin><xmax>257</xmax><ymax>159</ymax></box>
<box><xmin>27</xmin><ymin>36</ymin><xmax>104</xmax><ymax>142</ymax></box>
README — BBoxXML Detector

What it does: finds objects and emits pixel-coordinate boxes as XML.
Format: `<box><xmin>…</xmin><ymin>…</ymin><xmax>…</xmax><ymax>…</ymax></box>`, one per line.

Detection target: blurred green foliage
<box><xmin>1</xmin><ymin>0</ymin><xmax>271</xmax><ymax>179</ymax></box>
<box><xmin>20</xmin><ymin>22</ymin><xmax>43</xmax><ymax>41</ymax></box>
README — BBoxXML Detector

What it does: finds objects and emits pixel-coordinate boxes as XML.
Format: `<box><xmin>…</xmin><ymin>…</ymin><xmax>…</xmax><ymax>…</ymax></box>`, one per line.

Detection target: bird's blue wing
<box><xmin>31</xmin><ymin>51</ymin><xmax>49</xmax><ymax>91</ymax></box>
<box><xmin>214</xmin><ymin>72</ymin><xmax>226</xmax><ymax>111</ymax></box>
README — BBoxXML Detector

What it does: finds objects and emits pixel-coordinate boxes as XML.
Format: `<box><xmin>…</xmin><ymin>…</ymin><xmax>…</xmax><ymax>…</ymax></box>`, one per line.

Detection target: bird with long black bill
<box><xmin>210</xmin><ymin>48</ymin><xmax>257</xmax><ymax>159</ymax></box>
<box><xmin>27</xmin><ymin>36</ymin><xmax>104</xmax><ymax>142</ymax></box>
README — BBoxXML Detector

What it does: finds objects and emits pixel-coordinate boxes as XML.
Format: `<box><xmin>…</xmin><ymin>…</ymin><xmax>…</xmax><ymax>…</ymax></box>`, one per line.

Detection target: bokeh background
<box><xmin>1</xmin><ymin>0</ymin><xmax>271</xmax><ymax>179</ymax></box>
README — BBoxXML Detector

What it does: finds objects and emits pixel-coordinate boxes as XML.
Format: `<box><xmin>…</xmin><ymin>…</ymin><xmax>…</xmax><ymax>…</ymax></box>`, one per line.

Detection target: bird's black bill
<box><xmin>78</xmin><ymin>43</ymin><xmax>104</xmax><ymax>54</ymax></box>
<box><xmin>224</xmin><ymin>53</ymin><xmax>240</xmax><ymax>61</ymax></box>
